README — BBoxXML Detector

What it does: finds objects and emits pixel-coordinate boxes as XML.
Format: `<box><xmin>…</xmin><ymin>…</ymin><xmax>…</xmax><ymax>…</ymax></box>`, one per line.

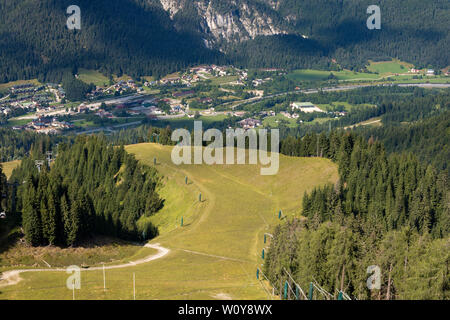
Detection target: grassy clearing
<box><xmin>345</xmin><ymin>117</ymin><xmax>382</xmax><ymax>129</ymax></box>
<box><xmin>263</xmin><ymin>114</ymin><xmax>298</xmax><ymax>128</ymax></box>
<box><xmin>77</xmin><ymin>69</ymin><xmax>110</xmax><ymax>87</ymax></box>
<box><xmin>287</xmin><ymin>69</ymin><xmax>380</xmax><ymax>82</ymax></box>
<box><xmin>0</xmin><ymin>143</ymin><xmax>338</xmax><ymax>299</ymax></box>
<box><xmin>317</xmin><ymin>102</ymin><xmax>376</xmax><ymax>112</ymax></box>
<box><xmin>286</xmin><ymin>60</ymin><xmax>450</xmax><ymax>84</ymax></box>
<box><xmin>209</xmin><ymin>76</ymin><xmax>239</xmax><ymax>86</ymax></box>
<box><xmin>367</xmin><ymin>59</ymin><xmax>413</xmax><ymax>74</ymax></box>
<box><xmin>0</xmin><ymin>160</ymin><xmax>21</xmax><ymax>179</ymax></box>
<box><xmin>72</xmin><ymin>120</ymin><xmax>96</xmax><ymax>128</ymax></box>
<box><xmin>5</xmin><ymin>119</ymin><xmax>33</xmax><ymax>128</ymax></box>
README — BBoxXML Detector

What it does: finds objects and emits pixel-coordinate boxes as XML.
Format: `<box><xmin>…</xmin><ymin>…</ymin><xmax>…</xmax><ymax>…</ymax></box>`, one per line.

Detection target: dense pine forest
<box><xmin>0</xmin><ymin>0</ymin><xmax>222</xmax><ymax>83</ymax></box>
<box><xmin>358</xmin><ymin>111</ymin><xmax>450</xmax><ymax>178</ymax></box>
<box><xmin>234</xmin><ymin>0</ymin><xmax>449</xmax><ymax>70</ymax></box>
<box><xmin>276</xmin><ymin>88</ymin><xmax>450</xmax><ymax>175</ymax></box>
<box><xmin>0</xmin><ymin>129</ymin><xmax>65</xmax><ymax>162</ymax></box>
<box><xmin>8</xmin><ymin>136</ymin><xmax>163</xmax><ymax>246</ymax></box>
<box><xmin>266</xmin><ymin>132</ymin><xmax>449</xmax><ymax>299</ymax></box>
<box><xmin>0</xmin><ymin>166</ymin><xmax>7</xmax><ymax>214</ymax></box>
<box><xmin>0</xmin><ymin>0</ymin><xmax>449</xmax><ymax>82</ymax></box>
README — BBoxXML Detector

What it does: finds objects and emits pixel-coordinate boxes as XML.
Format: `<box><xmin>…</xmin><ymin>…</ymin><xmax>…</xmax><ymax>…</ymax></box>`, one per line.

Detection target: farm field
<box><xmin>287</xmin><ymin>60</ymin><xmax>449</xmax><ymax>84</ymax></box>
<box><xmin>5</xmin><ymin>118</ymin><xmax>32</xmax><ymax>127</ymax></box>
<box><xmin>287</xmin><ymin>69</ymin><xmax>380</xmax><ymax>82</ymax></box>
<box><xmin>367</xmin><ymin>59</ymin><xmax>413</xmax><ymax>74</ymax></box>
<box><xmin>0</xmin><ymin>143</ymin><xmax>338</xmax><ymax>300</ymax></box>
<box><xmin>209</xmin><ymin>75</ymin><xmax>239</xmax><ymax>86</ymax></box>
<box><xmin>317</xmin><ymin>102</ymin><xmax>376</xmax><ymax>112</ymax></box>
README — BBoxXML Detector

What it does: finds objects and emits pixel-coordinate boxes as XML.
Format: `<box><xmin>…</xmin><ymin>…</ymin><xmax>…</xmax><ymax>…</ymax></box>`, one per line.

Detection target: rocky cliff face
<box><xmin>158</xmin><ymin>0</ymin><xmax>286</xmax><ymax>44</ymax></box>
<box><xmin>159</xmin><ymin>0</ymin><xmax>185</xmax><ymax>18</ymax></box>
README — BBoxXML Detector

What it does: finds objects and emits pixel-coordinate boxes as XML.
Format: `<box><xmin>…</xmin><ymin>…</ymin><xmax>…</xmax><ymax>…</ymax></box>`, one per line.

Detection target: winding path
<box><xmin>0</xmin><ymin>243</ymin><xmax>170</xmax><ymax>288</ymax></box>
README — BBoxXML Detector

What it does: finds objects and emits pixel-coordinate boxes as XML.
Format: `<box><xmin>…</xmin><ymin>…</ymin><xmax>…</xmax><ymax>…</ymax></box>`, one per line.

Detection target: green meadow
<box><xmin>287</xmin><ymin>69</ymin><xmax>380</xmax><ymax>82</ymax></box>
<box><xmin>77</xmin><ymin>69</ymin><xmax>110</xmax><ymax>87</ymax></box>
<box><xmin>0</xmin><ymin>160</ymin><xmax>21</xmax><ymax>179</ymax></box>
<box><xmin>367</xmin><ymin>59</ymin><xmax>413</xmax><ymax>74</ymax></box>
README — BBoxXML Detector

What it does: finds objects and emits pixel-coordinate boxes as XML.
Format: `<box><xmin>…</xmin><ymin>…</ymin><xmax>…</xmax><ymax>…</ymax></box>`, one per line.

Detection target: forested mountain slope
<box><xmin>0</xmin><ymin>0</ymin><xmax>449</xmax><ymax>82</ymax></box>
<box><xmin>0</xmin><ymin>0</ymin><xmax>222</xmax><ymax>82</ymax></box>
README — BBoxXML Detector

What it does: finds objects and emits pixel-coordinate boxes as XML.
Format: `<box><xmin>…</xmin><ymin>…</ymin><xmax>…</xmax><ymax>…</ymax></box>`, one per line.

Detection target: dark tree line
<box><xmin>11</xmin><ymin>136</ymin><xmax>163</xmax><ymax>246</ymax></box>
<box><xmin>62</xmin><ymin>73</ymin><xmax>95</xmax><ymax>101</ymax></box>
<box><xmin>266</xmin><ymin>131</ymin><xmax>449</xmax><ymax>299</ymax></box>
<box><xmin>0</xmin><ymin>165</ymin><xmax>7</xmax><ymax>213</ymax></box>
<box><xmin>0</xmin><ymin>0</ymin><xmax>223</xmax><ymax>83</ymax></box>
<box><xmin>358</xmin><ymin>110</ymin><xmax>450</xmax><ymax>178</ymax></box>
<box><xmin>0</xmin><ymin>129</ymin><xmax>66</xmax><ymax>162</ymax></box>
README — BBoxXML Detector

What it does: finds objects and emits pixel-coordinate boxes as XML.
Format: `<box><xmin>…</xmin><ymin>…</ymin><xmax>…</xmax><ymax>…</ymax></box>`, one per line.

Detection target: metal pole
<box><xmin>133</xmin><ymin>273</ymin><xmax>136</xmax><ymax>300</ymax></box>
<box><xmin>282</xmin><ymin>267</ymin><xmax>307</xmax><ymax>300</ymax></box>
<box><xmin>308</xmin><ymin>282</ymin><xmax>314</xmax><ymax>300</ymax></box>
<box><xmin>103</xmin><ymin>264</ymin><xmax>106</xmax><ymax>291</ymax></box>
<box><xmin>284</xmin><ymin>281</ymin><xmax>288</xmax><ymax>300</ymax></box>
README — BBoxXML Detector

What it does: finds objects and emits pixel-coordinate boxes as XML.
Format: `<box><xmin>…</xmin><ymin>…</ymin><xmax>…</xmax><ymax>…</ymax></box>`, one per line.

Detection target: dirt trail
<box><xmin>0</xmin><ymin>243</ymin><xmax>169</xmax><ymax>288</ymax></box>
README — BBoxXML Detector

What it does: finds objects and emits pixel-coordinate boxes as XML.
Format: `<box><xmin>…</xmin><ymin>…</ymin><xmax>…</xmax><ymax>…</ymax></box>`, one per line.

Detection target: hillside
<box><xmin>0</xmin><ymin>0</ymin><xmax>449</xmax><ymax>83</ymax></box>
<box><xmin>0</xmin><ymin>143</ymin><xmax>338</xmax><ymax>299</ymax></box>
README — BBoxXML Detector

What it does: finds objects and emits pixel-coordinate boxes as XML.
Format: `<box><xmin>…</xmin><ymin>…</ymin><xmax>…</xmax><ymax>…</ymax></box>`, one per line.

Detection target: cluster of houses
<box><xmin>252</xmin><ymin>78</ymin><xmax>272</xmax><ymax>87</ymax></box>
<box><xmin>9</xmin><ymin>84</ymin><xmax>45</xmax><ymax>95</ymax></box>
<box><xmin>189</xmin><ymin>65</ymin><xmax>230</xmax><ymax>77</ymax></box>
<box><xmin>410</xmin><ymin>68</ymin><xmax>437</xmax><ymax>76</ymax></box>
<box><xmin>13</xmin><ymin>116</ymin><xmax>73</xmax><ymax>134</ymax></box>
<box><xmin>259</xmin><ymin>110</ymin><xmax>276</xmax><ymax>118</ymax></box>
<box><xmin>108</xmin><ymin>80</ymin><xmax>142</xmax><ymax>94</ymax></box>
<box><xmin>157</xmin><ymin>65</ymin><xmax>237</xmax><ymax>87</ymax></box>
<box><xmin>280</xmin><ymin>111</ymin><xmax>300</xmax><ymax>119</ymax></box>
<box><xmin>1</xmin><ymin>85</ymin><xmax>51</xmax><ymax>108</ymax></box>
<box><xmin>239</xmin><ymin>118</ymin><xmax>262</xmax><ymax>130</ymax></box>
<box><xmin>1</xmin><ymin>100</ymin><xmax>40</xmax><ymax>116</ymax></box>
